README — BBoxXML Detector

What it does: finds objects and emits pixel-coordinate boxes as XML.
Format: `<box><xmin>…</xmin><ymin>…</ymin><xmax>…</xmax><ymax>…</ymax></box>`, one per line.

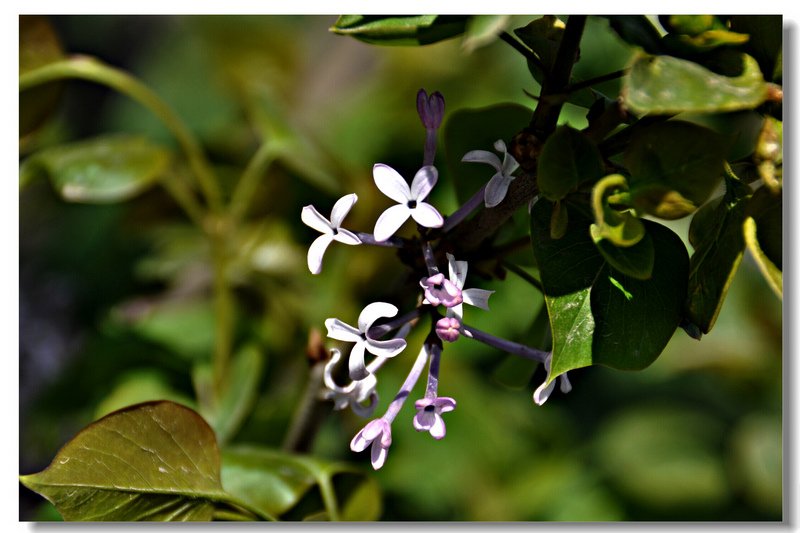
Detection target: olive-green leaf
<box><xmin>624</xmin><ymin>52</ymin><xmax>769</xmax><ymax>114</ymax></box>
<box><xmin>19</xmin><ymin>401</ymin><xmax>228</xmax><ymax>521</ymax></box>
<box><xmin>661</xmin><ymin>29</ymin><xmax>750</xmax><ymax>56</ymax></box>
<box><xmin>537</xmin><ymin>125</ymin><xmax>605</xmax><ymax>202</ymax></box>
<box><xmin>530</xmin><ymin>200</ymin><xmax>688</xmax><ymax>379</ymax></box>
<box><xmin>21</xmin><ymin>134</ymin><xmax>171</xmax><ymax>203</ymax></box>
<box><xmin>594</xmin><ymin>232</ymin><xmax>655</xmax><ymax>280</ymax></box>
<box><xmin>444</xmin><ymin>103</ymin><xmax>532</xmax><ymax>204</ymax></box>
<box><xmin>462</xmin><ymin>15</ymin><xmax>510</xmax><ymax>52</ymax></box>
<box><xmin>744</xmin><ymin>218</ymin><xmax>781</xmax><ymax>299</ymax></box>
<box><xmin>729</xmin><ymin>15</ymin><xmax>783</xmax><ymax>83</ymax></box>
<box><xmin>624</xmin><ymin>120</ymin><xmax>728</xmax><ymax>219</ymax></box>
<box><xmin>514</xmin><ymin>16</ymin><xmax>565</xmax><ymax>71</ymax></box>
<box><xmin>330</xmin><ymin>15</ymin><xmax>469</xmax><ymax>46</ymax></box>
<box><xmin>685</xmin><ymin>176</ymin><xmax>753</xmax><ymax>334</ymax></box>
<box><xmin>601</xmin><ymin>15</ymin><xmax>664</xmax><ymax>55</ymax></box>
<box><xmin>20</xmin><ymin>16</ymin><xmax>65</xmax><ymax>138</ymax></box>
<box><xmin>743</xmin><ymin>186</ymin><xmax>782</xmax><ymax>298</ymax></box>
<box><xmin>589</xmin><ymin>174</ymin><xmax>646</xmax><ymax>247</ymax></box>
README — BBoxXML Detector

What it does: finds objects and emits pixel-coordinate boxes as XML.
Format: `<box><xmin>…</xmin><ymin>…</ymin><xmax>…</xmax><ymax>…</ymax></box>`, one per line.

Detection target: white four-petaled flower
<box><xmin>325</xmin><ymin>302</ymin><xmax>407</xmax><ymax>381</ymax></box>
<box><xmin>533</xmin><ymin>352</ymin><xmax>573</xmax><ymax>406</ymax></box>
<box><xmin>420</xmin><ymin>273</ymin><xmax>463</xmax><ymax>308</ymax></box>
<box><xmin>322</xmin><ymin>349</ymin><xmax>380</xmax><ymax>418</ymax></box>
<box><xmin>413</xmin><ymin>397</ymin><xmax>456</xmax><ymax>440</ymax></box>
<box><xmin>301</xmin><ymin>193</ymin><xmax>361</xmax><ymax>274</ymax></box>
<box><xmin>462</xmin><ymin>139</ymin><xmax>520</xmax><ymax>208</ymax></box>
<box><xmin>445</xmin><ymin>253</ymin><xmax>494</xmax><ymax>323</ymax></box>
<box><xmin>373</xmin><ymin>164</ymin><xmax>444</xmax><ymax>242</ymax></box>
<box><xmin>351</xmin><ymin>418</ymin><xmax>392</xmax><ymax>470</ymax></box>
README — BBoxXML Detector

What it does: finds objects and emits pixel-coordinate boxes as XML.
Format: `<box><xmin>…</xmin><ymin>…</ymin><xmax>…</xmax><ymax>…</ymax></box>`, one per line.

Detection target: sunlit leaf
<box><xmin>530</xmin><ymin>200</ymin><xmax>688</xmax><ymax>378</ymax></box>
<box><xmin>685</xmin><ymin>175</ymin><xmax>753</xmax><ymax>334</ymax></box>
<box><xmin>330</xmin><ymin>15</ymin><xmax>469</xmax><ymax>46</ymax></box>
<box><xmin>537</xmin><ymin>125</ymin><xmax>604</xmax><ymax>202</ymax></box>
<box><xmin>20</xmin><ymin>401</ymin><xmax>229</xmax><ymax>521</ymax></box>
<box><xmin>624</xmin><ymin>120</ymin><xmax>728</xmax><ymax>219</ymax></box>
<box><xmin>462</xmin><ymin>15</ymin><xmax>510</xmax><ymax>52</ymax></box>
<box><xmin>624</xmin><ymin>52</ymin><xmax>768</xmax><ymax>114</ymax></box>
<box><xmin>21</xmin><ymin>134</ymin><xmax>171</xmax><ymax>203</ymax></box>
<box><xmin>661</xmin><ymin>30</ymin><xmax>750</xmax><ymax>55</ymax></box>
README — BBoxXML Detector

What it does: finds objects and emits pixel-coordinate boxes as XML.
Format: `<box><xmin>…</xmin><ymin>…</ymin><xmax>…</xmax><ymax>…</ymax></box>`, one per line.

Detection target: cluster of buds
<box><xmin>301</xmin><ymin>89</ymin><xmax>572</xmax><ymax>470</ymax></box>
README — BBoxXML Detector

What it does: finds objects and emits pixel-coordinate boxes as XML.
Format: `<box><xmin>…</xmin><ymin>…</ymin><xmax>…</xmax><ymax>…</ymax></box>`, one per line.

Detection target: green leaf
<box><xmin>491</xmin><ymin>302</ymin><xmax>550</xmax><ymax>389</ymax></box>
<box><xmin>330</xmin><ymin>15</ymin><xmax>469</xmax><ymax>46</ymax></box>
<box><xmin>537</xmin><ymin>125</ymin><xmax>605</xmax><ymax>202</ymax></box>
<box><xmin>21</xmin><ymin>134</ymin><xmax>171</xmax><ymax>203</ymax></box>
<box><xmin>659</xmin><ymin>15</ymin><xmax>716</xmax><ymax>36</ymax></box>
<box><xmin>685</xmin><ymin>175</ymin><xmax>753</xmax><ymax>334</ymax></box>
<box><xmin>661</xmin><ymin>29</ymin><xmax>750</xmax><ymax>55</ymax></box>
<box><xmin>743</xmin><ymin>187</ymin><xmax>782</xmax><ymax>298</ymax></box>
<box><xmin>624</xmin><ymin>120</ymin><xmax>728</xmax><ymax>219</ymax></box>
<box><xmin>127</xmin><ymin>299</ymin><xmax>216</xmax><ymax>360</ymax></box>
<box><xmin>624</xmin><ymin>52</ymin><xmax>769</xmax><ymax>115</ymax></box>
<box><xmin>530</xmin><ymin>200</ymin><xmax>689</xmax><ymax>378</ymax></box>
<box><xmin>19</xmin><ymin>16</ymin><xmax>65</xmax><ymax>138</ymax></box>
<box><xmin>462</xmin><ymin>15</ymin><xmax>510</xmax><ymax>52</ymax></box>
<box><xmin>193</xmin><ymin>344</ymin><xmax>265</xmax><ymax>446</ymax></box>
<box><xmin>94</xmin><ymin>369</ymin><xmax>197</xmax><ymax>421</ymax></box>
<box><xmin>589</xmin><ymin>174</ymin><xmax>646</xmax><ymax>247</ymax></box>
<box><xmin>221</xmin><ymin>445</ymin><xmax>380</xmax><ymax>521</ymax></box>
<box><xmin>514</xmin><ymin>16</ymin><xmax>565</xmax><ymax>71</ymax></box>
<box><xmin>20</xmin><ymin>401</ymin><xmax>229</xmax><ymax>521</ymax></box>
<box><xmin>601</xmin><ymin>16</ymin><xmax>664</xmax><ymax>55</ymax></box>
<box><xmin>729</xmin><ymin>15</ymin><xmax>783</xmax><ymax>83</ymax></box>
<box><xmin>594</xmin><ymin>232</ymin><xmax>655</xmax><ymax>280</ymax></box>
<box><xmin>443</xmin><ymin>103</ymin><xmax>532</xmax><ymax>204</ymax></box>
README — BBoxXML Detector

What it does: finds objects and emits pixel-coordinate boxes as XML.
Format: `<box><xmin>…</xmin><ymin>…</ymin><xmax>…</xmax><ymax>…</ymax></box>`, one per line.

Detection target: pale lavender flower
<box><xmin>436</xmin><ymin>317</ymin><xmax>461</xmax><ymax>343</ymax></box>
<box><xmin>462</xmin><ymin>139</ymin><xmax>520</xmax><ymax>208</ymax></box>
<box><xmin>322</xmin><ymin>349</ymin><xmax>379</xmax><ymax>418</ymax></box>
<box><xmin>445</xmin><ymin>253</ymin><xmax>494</xmax><ymax>323</ymax></box>
<box><xmin>533</xmin><ymin>352</ymin><xmax>573</xmax><ymax>406</ymax></box>
<box><xmin>325</xmin><ymin>302</ymin><xmax>407</xmax><ymax>381</ymax></box>
<box><xmin>413</xmin><ymin>397</ymin><xmax>456</xmax><ymax>440</ymax></box>
<box><xmin>373</xmin><ymin>164</ymin><xmax>443</xmax><ymax>242</ymax></box>
<box><xmin>351</xmin><ymin>418</ymin><xmax>392</xmax><ymax>470</ymax></box>
<box><xmin>421</xmin><ymin>273</ymin><xmax>463</xmax><ymax>308</ymax></box>
<box><xmin>301</xmin><ymin>193</ymin><xmax>361</xmax><ymax>274</ymax></box>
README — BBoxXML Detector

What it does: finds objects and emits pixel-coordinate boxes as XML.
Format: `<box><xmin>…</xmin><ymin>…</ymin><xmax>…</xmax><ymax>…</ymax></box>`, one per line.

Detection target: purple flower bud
<box><xmin>436</xmin><ymin>317</ymin><xmax>461</xmax><ymax>343</ymax></box>
<box><xmin>417</xmin><ymin>89</ymin><xmax>445</xmax><ymax>130</ymax></box>
<box><xmin>421</xmin><ymin>273</ymin><xmax>463</xmax><ymax>308</ymax></box>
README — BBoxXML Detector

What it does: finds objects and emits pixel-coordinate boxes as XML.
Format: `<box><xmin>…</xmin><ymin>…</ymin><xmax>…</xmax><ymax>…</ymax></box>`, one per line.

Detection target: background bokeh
<box><xmin>19</xmin><ymin>15</ymin><xmax>782</xmax><ymax>521</ymax></box>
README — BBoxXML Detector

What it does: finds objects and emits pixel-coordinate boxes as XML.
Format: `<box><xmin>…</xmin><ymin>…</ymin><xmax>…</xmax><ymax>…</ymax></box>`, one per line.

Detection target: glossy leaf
<box><xmin>594</xmin><ymin>232</ymin><xmax>655</xmax><ymax>280</ymax></box>
<box><xmin>624</xmin><ymin>120</ymin><xmax>728</xmax><ymax>219</ymax></box>
<box><xmin>443</xmin><ymin>103</ymin><xmax>532</xmax><ymax>204</ymax></box>
<box><xmin>743</xmin><ymin>187</ymin><xmax>782</xmax><ymax>298</ymax></box>
<box><xmin>221</xmin><ymin>445</ymin><xmax>381</xmax><ymax>521</ymax></box>
<box><xmin>685</xmin><ymin>176</ymin><xmax>753</xmax><ymax>334</ymax></box>
<box><xmin>659</xmin><ymin>15</ymin><xmax>716</xmax><ymax>36</ymax></box>
<box><xmin>661</xmin><ymin>29</ymin><xmax>750</xmax><ymax>55</ymax></box>
<box><xmin>589</xmin><ymin>174</ymin><xmax>645</xmax><ymax>247</ymax></box>
<box><xmin>19</xmin><ymin>16</ymin><xmax>65</xmax><ymax>138</ymax></box>
<box><xmin>20</xmin><ymin>401</ymin><xmax>228</xmax><ymax>521</ymax></box>
<box><xmin>624</xmin><ymin>52</ymin><xmax>768</xmax><ymax>115</ymax></box>
<box><xmin>21</xmin><ymin>134</ymin><xmax>171</xmax><ymax>203</ymax></box>
<box><xmin>462</xmin><ymin>15</ymin><xmax>510</xmax><ymax>52</ymax></box>
<box><xmin>601</xmin><ymin>15</ymin><xmax>664</xmax><ymax>55</ymax></box>
<box><xmin>530</xmin><ymin>200</ymin><xmax>689</xmax><ymax>379</ymax></box>
<box><xmin>193</xmin><ymin>344</ymin><xmax>265</xmax><ymax>446</ymax></box>
<box><xmin>537</xmin><ymin>125</ymin><xmax>605</xmax><ymax>202</ymax></box>
<box><xmin>514</xmin><ymin>16</ymin><xmax>565</xmax><ymax>71</ymax></box>
<box><xmin>330</xmin><ymin>15</ymin><xmax>469</xmax><ymax>46</ymax></box>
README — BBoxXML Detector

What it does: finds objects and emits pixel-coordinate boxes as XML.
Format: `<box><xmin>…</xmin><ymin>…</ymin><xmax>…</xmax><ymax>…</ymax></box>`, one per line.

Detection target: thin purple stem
<box><xmin>383</xmin><ymin>343</ymin><xmax>431</xmax><ymax>423</ymax></box>
<box><xmin>423</xmin><ymin>129</ymin><xmax>438</xmax><ymax>167</ymax></box>
<box><xmin>422</xmin><ymin>241</ymin><xmax>439</xmax><ymax>276</ymax></box>
<box><xmin>461</xmin><ymin>322</ymin><xmax>548</xmax><ymax>363</ymax></box>
<box><xmin>355</xmin><ymin>232</ymin><xmax>406</xmax><ymax>248</ymax></box>
<box><xmin>442</xmin><ymin>184</ymin><xmax>486</xmax><ymax>233</ymax></box>
<box><xmin>368</xmin><ymin>307</ymin><xmax>424</xmax><ymax>339</ymax></box>
<box><xmin>424</xmin><ymin>344</ymin><xmax>441</xmax><ymax>400</ymax></box>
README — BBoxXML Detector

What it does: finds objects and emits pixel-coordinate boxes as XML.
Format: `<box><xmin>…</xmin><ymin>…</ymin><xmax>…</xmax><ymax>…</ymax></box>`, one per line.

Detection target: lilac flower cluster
<box><xmin>301</xmin><ymin>89</ymin><xmax>572</xmax><ymax>470</ymax></box>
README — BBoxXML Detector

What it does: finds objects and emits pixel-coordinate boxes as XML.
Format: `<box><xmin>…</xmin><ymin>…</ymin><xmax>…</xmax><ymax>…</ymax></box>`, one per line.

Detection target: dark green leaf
<box><xmin>624</xmin><ymin>52</ymin><xmax>768</xmax><ymax>115</ymax></box>
<box><xmin>530</xmin><ymin>200</ymin><xmax>689</xmax><ymax>378</ymax></box>
<box><xmin>601</xmin><ymin>16</ymin><xmax>664</xmax><ymax>55</ymax></box>
<box><xmin>21</xmin><ymin>134</ymin><xmax>171</xmax><ymax>203</ymax></box>
<box><xmin>462</xmin><ymin>15</ymin><xmax>510</xmax><ymax>52</ymax></box>
<box><xmin>624</xmin><ymin>120</ymin><xmax>728</xmax><ymax>219</ymax></box>
<box><xmin>19</xmin><ymin>16</ymin><xmax>65</xmax><ymax>138</ymax></box>
<box><xmin>685</xmin><ymin>176</ymin><xmax>753</xmax><ymax>333</ymax></box>
<box><xmin>193</xmin><ymin>344</ymin><xmax>265</xmax><ymax>446</ymax></box>
<box><xmin>20</xmin><ymin>401</ymin><xmax>228</xmax><ymax>521</ymax></box>
<box><xmin>443</xmin><ymin>104</ymin><xmax>532</xmax><ymax>204</ymax></box>
<box><xmin>729</xmin><ymin>15</ymin><xmax>783</xmax><ymax>83</ymax></box>
<box><xmin>537</xmin><ymin>125</ymin><xmax>605</xmax><ymax>202</ymax></box>
<box><xmin>743</xmin><ymin>186</ymin><xmax>782</xmax><ymax>298</ymax></box>
<box><xmin>659</xmin><ymin>15</ymin><xmax>716</xmax><ymax>36</ymax></box>
<box><xmin>594</xmin><ymin>232</ymin><xmax>655</xmax><ymax>280</ymax></box>
<box><xmin>744</xmin><ymin>218</ymin><xmax>781</xmax><ymax>299</ymax></box>
<box><xmin>330</xmin><ymin>15</ymin><xmax>469</xmax><ymax>46</ymax></box>
<box><xmin>514</xmin><ymin>16</ymin><xmax>565</xmax><ymax>71</ymax></box>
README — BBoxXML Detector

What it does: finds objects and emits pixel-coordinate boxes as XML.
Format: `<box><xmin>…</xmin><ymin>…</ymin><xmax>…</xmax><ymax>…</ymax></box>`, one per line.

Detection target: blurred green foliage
<box><xmin>20</xmin><ymin>15</ymin><xmax>781</xmax><ymax>521</ymax></box>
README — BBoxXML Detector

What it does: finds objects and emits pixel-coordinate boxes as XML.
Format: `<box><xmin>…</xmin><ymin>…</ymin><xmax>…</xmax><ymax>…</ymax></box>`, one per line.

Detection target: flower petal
<box><xmin>324</xmin><ymin>318</ymin><xmax>362</xmax><ymax>343</ymax></box>
<box><xmin>410</xmin><ymin>166</ymin><xmax>438</xmax><ymax>201</ymax></box>
<box><xmin>323</xmin><ymin>349</ymin><xmax>353</xmax><ymax>394</ymax></box>
<box><xmin>433</xmin><ymin>397</ymin><xmax>457</xmax><ymax>412</ymax></box>
<box><xmin>374</xmin><ymin>204</ymin><xmax>411</xmax><ymax>242</ymax></box>
<box><xmin>307</xmin><ymin>234</ymin><xmax>335</xmax><ymax>275</ymax></box>
<box><xmin>429</xmin><ymin>415</ymin><xmax>447</xmax><ymax>440</ymax></box>
<box><xmin>365</xmin><ymin>337</ymin><xmax>407</xmax><ymax>358</ymax></box>
<box><xmin>559</xmin><ymin>373</ymin><xmax>573</xmax><ymax>394</ymax></box>
<box><xmin>348</xmin><ymin>342</ymin><xmax>369</xmax><ymax>381</ymax></box>
<box><xmin>446</xmin><ymin>253</ymin><xmax>468</xmax><ymax>289</ymax></box>
<box><xmin>350</xmin><ymin>392</ymin><xmax>379</xmax><ymax>419</ymax></box>
<box><xmin>301</xmin><ymin>204</ymin><xmax>333</xmax><ymax>235</ymax></box>
<box><xmin>461</xmin><ymin>150</ymin><xmax>502</xmax><ymax>171</ymax></box>
<box><xmin>484</xmin><ymin>172</ymin><xmax>514</xmax><ymax>208</ymax></box>
<box><xmin>410</xmin><ymin>202</ymin><xmax>444</xmax><ymax>228</ymax></box>
<box><xmin>446</xmin><ymin>304</ymin><xmax>463</xmax><ymax>323</ymax></box>
<box><xmin>333</xmin><ymin>228</ymin><xmax>361</xmax><ymax>246</ymax></box>
<box><xmin>330</xmin><ymin>193</ymin><xmax>358</xmax><ymax>228</ymax></box>
<box><xmin>358</xmin><ymin>302</ymin><xmax>399</xmax><ymax>332</ymax></box>
<box><xmin>374</xmin><ymin>164</ymin><xmax>411</xmax><ymax>204</ymax></box>
<box><xmin>413</xmin><ymin>410</ymin><xmax>435</xmax><ymax>431</ymax></box>
<box><xmin>462</xmin><ymin>288</ymin><xmax>494</xmax><ymax>311</ymax></box>
<box><xmin>533</xmin><ymin>379</ymin><xmax>556</xmax><ymax>406</ymax></box>
<box><xmin>370</xmin><ymin>440</ymin><xmax>388</xmax><ymax>470</ymax></box>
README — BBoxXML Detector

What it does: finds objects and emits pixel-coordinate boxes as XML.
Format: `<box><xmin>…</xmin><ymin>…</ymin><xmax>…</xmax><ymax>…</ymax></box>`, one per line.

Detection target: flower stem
<box><xmin>354</xmin><ymin>232</ymin><xmax>406</xmax><ymax>248</ymax></box>
<box><xmin>422</xmin><ymin>241</ymin><xmax>439</xmax><ymax>275</ymax></box>
<box><xmin>442</xmin><ymin>184</ymin><xmax>486</xmax><ymax>233</ymax></box>
<box><xmin>383</xmin><ymin>344</ymin><xmax>431</xmax><ymax>423</ymax></box>
<box><xmin>368</xmin><ymin>307</ymin><xmax>424</xmax><ymax>339</ymax></box>
<box><xmin>230</xmin><ymin>142</ymin><xmax>277</xmax><ymax>221</ymax></box>
<box><xmin>424</xmin><ymin>344</ymin><xmax>442</xmax><ymax>400</ymax></box>
<box><xmin>501</xmin><ymin>260</ymin><xmax>544</xmax><ymax>293</ymax></box>
<box><xmin>461</xmin><ymin>322</ymin><xmax>548</xmax><ymax>363</ymax></box>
